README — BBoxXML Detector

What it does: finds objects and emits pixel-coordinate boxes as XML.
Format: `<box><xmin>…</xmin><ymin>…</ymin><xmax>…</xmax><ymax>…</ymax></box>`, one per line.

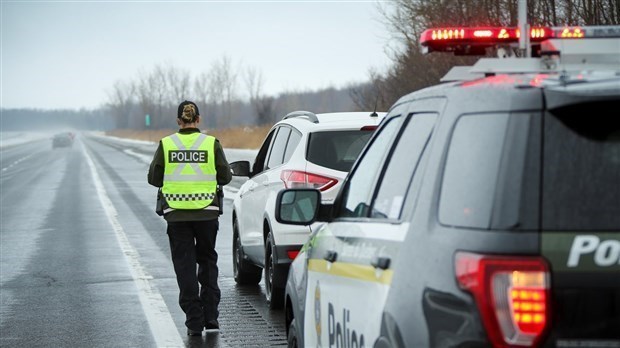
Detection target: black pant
<box><xmin>167</xmin><ymin>219</ymin><xmax>220</xmax><ymax>331</ymax></box>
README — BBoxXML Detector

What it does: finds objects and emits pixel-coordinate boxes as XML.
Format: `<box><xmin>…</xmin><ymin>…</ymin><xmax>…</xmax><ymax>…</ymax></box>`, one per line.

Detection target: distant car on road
<box><xmin>52</xmin><ymin>132</ymin><xmax>73</xmax><ymax>148</ymax></box>
<box><xmin>229</xmin><ymin>110</ymin><xmax>385</xmax><ymax>309</ymax></box>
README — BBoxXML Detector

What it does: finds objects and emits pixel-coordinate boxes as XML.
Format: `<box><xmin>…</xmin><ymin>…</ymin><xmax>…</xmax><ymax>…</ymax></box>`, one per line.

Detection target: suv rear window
<box><xmin>542</xmin><ymin>101</ymin><xmax>620</xmax><ymax>231</ymax></box>
<box><xmin>306</xmin><ymin>130</ymin><xmax>374</xmax><ymax>172</ymax></box>
<box><xmin>439</xmin><ymin>112</ymin><xmax>540</xmax><ymax>230</ymax></box>
<box><xmin>439</xmin><ymin>113</ymin><xmax>510</xmax><ymax>229</ymax></box>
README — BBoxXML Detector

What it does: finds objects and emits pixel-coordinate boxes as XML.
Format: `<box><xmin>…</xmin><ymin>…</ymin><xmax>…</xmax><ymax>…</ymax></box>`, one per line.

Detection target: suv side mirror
<box><xmin>230</xmin><ymin>160</ymin><xmax>251</xmax><ymax>177</ymax></box>
<box><xmin>275</xmin><ymin>189</ymin><xmax>321</xmax><ymax>225</ymax></box>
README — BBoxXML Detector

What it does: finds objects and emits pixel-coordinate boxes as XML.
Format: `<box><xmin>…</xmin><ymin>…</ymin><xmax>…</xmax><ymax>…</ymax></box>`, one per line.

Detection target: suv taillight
<box><xmin>455</xmin><ymin>252</ymin><xmax>551</xmax><ymax>347</ymax></box>
<box><xmin>280</xmin><ymin>170</ymin><xmax>338</xmax><ymax>192</ymax></box>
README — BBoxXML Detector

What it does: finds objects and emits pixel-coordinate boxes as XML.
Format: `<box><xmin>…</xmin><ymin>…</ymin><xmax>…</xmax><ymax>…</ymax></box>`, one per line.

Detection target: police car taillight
<box><xmin>455</xmin><ymin>252</ymin><xmax>551</xmax><ymax>347</ymax></box>
<box><xmin>280</xmin><ymin>170</ymin><xmax>338</xmax><ymax>192</ymax></box>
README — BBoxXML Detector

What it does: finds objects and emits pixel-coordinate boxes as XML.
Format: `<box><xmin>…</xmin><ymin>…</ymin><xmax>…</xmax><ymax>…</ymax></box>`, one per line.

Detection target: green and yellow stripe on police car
<box><xmin>308</xmin><ymin>259</ymin><xmax>393</xmax><ymax>285</ymax></box>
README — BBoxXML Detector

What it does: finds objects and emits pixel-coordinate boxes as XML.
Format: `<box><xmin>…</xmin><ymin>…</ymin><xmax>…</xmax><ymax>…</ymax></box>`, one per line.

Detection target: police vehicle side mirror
<box><xmin>275</xmin><ymin>189</ymin><xmax>322</xmax><ymax>225</ymax></box>
<box><xmin>230</xmin><ymin>160</ymin><xmax>251</xmax><ymax>177</ymax></box>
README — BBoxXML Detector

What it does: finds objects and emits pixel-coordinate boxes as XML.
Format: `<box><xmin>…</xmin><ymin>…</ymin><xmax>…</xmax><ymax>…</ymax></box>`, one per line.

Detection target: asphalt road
<box><xmin>0</xmin><ymin>132</ymin><xmax>286</xmax><ymax>347</ymax></box>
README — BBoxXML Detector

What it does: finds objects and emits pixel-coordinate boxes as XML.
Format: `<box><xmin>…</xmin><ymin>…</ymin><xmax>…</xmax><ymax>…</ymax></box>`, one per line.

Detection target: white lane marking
<box><xmin>81</xmin><ymin>144</ymin><xmax>183</xmax><ymax>347</ymax></box>
<box><xmin>1</xmin><ymin>153</ymin><xmax>35</xmax><ymax>172</ymax></box>
<box><xmin>124</xmin><ymin>149</ymin><xmax>153</xmax><ymax>163</ymax></box>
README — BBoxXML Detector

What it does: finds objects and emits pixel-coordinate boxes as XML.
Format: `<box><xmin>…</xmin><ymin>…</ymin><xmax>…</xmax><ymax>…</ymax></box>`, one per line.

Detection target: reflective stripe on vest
<box><xmin>161</xmin><ymin>133</ymin><xmax>217</xmax><ymax>210</ymax></box>
<box><xmin>164</xmin><ymin>192</ymin><xmax>216</xmax><ymax>201</ymax></box>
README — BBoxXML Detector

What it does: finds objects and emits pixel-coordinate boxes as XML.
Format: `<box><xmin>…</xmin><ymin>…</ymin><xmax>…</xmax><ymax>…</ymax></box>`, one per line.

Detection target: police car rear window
<box><xmin>542</xmin><ymin>101</ymin><xmax>620</xmax><ymax>231</ymax></box>
<box><xmin>306</xmin><ymin>130</ymin><xmax>374</xmax><ymax>172</ymax></box>
<box><xmin>439</xmin><ymin>113</ymin><xmax>509</xmax><ymax>229</ymax></box>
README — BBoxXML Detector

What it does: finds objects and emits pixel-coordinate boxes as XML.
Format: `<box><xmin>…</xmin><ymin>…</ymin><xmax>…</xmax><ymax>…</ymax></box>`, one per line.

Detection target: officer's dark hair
<box><xmin>177</xmin><ymin>100</ymin><xmax>200</xmax><ymax>124</ymax></box>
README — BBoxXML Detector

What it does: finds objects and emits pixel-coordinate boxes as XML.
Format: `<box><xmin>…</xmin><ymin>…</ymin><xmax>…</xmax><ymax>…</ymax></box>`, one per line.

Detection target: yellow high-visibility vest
<box><xmin>161</xmin><ymin>132</ymin><xmax>218</xmax><ymax>211</ymax></box>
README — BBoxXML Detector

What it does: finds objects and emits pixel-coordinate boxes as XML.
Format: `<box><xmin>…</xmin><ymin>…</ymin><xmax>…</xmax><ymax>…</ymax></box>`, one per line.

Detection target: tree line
<box><xmin>105</xmin><ymin>56</ymin><xmax>364</xmax><ymax>131</ymax></box>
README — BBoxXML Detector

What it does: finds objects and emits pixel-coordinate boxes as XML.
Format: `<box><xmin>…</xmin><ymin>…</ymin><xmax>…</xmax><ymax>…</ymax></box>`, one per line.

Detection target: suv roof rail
<box><xmin>283</xmin><ymin>111</ymin><xmax>319</xmax><ymax>123</ymax></box>
<box><xmin>441</xmin><ymin>66</ymin><xmax>485</xmax><ymax>82</ymax></box>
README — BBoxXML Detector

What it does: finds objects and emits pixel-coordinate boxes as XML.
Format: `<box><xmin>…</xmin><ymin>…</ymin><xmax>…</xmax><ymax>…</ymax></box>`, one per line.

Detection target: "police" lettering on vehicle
<box><xmin>328</xmin><ymin>302</ymin><xmax>365</xmax><ymax>348</ymax></box>
<box><xmin>567</xmin><ymin>235</ymin><xmax>620</xmax><ymax>267</ymax></box>
<box><xmin>169</xmin><ymin>150</ymin><xmax>208</xmax><ymax>163</ymax></box>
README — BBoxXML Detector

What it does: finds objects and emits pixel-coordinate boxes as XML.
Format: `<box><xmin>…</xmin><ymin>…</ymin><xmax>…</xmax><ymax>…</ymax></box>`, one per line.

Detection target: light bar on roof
<box><xmin>421</xmin><ymin>25</ymin><xmax>620</xmax><ymax>54</ymax></box>
<box><xmin>421</xmin><ymin>27</ymin><xmax>552</xmax><ymax>48</ymax></box>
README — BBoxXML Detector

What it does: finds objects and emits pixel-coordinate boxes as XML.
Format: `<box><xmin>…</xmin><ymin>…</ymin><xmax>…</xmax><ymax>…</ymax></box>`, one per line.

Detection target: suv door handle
<box><xmin>371</xmin><ymin>256</ymin><xmax>391</xmax><ymax>270</ymax></box>
<box><xmin>324</xmin><ymin>250</ymin><xmax>338</xmax><ymax>263</ymax></box>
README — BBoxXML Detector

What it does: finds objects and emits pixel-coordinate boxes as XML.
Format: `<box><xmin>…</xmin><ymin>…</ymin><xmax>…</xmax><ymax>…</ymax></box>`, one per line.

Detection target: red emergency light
<box><xmin>422</xmin><ymin>27</ymin><xmax>552</xmax><ymax>43</ymax></box>
<box><xmin>420</xmin><ymin>26</ymin><xmax>553</xmax><ymax>53</ymax></box>
<box><xmin>422</xmin><ymin>25</ymin><xmax>620</xmax><ymax>52</ymax></box>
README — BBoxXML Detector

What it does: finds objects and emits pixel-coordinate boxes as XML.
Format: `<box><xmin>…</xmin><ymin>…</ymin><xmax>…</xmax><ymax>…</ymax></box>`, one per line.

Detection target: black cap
<box><xmin>177</xmin><ymin>100</ymin><xmax>200</xmax><ymax>120</ymax></box>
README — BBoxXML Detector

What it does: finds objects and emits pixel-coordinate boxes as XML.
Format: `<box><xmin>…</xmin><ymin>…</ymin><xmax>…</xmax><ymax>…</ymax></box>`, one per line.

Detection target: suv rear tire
<box><xmin>233</xmin><ymin>218</ymin><xmax>261</xmax><ymax>285</ymax></box>
<box><xmin>265</xmin><ymin>231</ymin><xmax>284</xmax><ymax>309</ymax></box>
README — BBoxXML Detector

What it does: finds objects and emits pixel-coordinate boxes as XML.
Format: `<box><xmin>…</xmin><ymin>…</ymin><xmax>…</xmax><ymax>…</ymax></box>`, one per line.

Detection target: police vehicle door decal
<box><xmin>304</xmin><ymin>222</ymin><xmax>408</xmax><ymax>348</ymax></box>
<box><xmin>542</xmin><ymin>232</ymin><xmax>620</xmax><ymax>272</ymax></box>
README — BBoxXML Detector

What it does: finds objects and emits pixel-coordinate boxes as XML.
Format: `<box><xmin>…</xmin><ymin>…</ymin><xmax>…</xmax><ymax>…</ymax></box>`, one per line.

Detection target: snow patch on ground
<box><xmin>90</xmin><ymin>132</ymin><xmax>157</xmax><ymax>146</ymax></box>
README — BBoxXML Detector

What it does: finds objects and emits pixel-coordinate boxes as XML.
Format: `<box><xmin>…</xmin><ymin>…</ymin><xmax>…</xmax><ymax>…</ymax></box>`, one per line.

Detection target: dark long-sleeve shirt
<box><xmin>148</xmin><ymin>128</ymin><xmax>232</xmax><ymax>221</ymax></box>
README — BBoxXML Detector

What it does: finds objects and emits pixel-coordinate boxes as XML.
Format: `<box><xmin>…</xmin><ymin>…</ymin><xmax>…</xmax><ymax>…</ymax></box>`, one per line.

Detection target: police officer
<box><xmin>147</xmin><ymin>100</ymin><xmax>232</xmax><ymax>336</ymax></box>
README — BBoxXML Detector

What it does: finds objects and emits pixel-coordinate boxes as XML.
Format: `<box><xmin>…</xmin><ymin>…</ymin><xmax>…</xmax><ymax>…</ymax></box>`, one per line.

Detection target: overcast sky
<box><xmin>1</xmin><ymin>0</ymin><xmax>394</xmax><ymax>110</ymax></box>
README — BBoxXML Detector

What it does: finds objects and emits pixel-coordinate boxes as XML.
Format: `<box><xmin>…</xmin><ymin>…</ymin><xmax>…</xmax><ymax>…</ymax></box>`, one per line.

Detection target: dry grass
<box><xmin>106</xmin><ymin>125</ymin><xmax>272</xmax><ymax>149</ymax></box>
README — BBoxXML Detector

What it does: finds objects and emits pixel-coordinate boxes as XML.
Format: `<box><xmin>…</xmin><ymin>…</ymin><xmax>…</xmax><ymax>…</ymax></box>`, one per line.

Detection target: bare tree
<box><xmin>151</xmin><ymin>64</ymin><xmax>169</xmax><ymax>128</ymax></box>
<box><xmin>244</xmin><ymin>66</ymin><xmax>263</xmax><ymax>101</ymax></box>
<box><xmin>255</xmin><ymin>96</ymin><xmax>276</xmax><ymax>125</ymax></box>
<box><xmin>135</xmin><ymin>69</ymin><xmax>157</xmax><ymax>129</ymax></box>
<box><xmin>166</xmin><ymin>64</ymin><xmax>191</xmax><ymax>104</ymax></box>
<box><xmin>193</xmin><ymin>71</ymin><xmax>214</xmax><ymax>127</ymax></box>
<box><xmin>210</xmin><ymin>55</ymin><xmax>239</xmax><ymax>127</ymax></box>
<box><xmin>349</xmin><ymin>69</ymin><xmax>391</xmax><ymax>112</ymax></box>
<box><xmin>244</xmin><ymin>66</ymin><xmax>275</xmax><ymax>125</ymax></box>
<box><xmin>106</xmin><ymin>80</ymin><xmax>135</xmax><ymax>129</ymax></box>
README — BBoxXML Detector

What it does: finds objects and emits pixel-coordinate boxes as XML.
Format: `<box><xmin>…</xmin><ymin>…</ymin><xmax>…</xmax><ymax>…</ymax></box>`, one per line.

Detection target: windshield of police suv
<box><xmin>543</xmin><ymin>100</ymin><xmax>620</xmax><ymax>231</ymax></box>
<box><xmin>306</xmin><ymin>130</ymin><xmax>374</xmax><ymax>172</ymax></box>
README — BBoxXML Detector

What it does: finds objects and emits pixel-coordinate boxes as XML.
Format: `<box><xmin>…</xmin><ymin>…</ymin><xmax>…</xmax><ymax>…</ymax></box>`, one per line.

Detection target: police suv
<box><xmin>276</xmin><ymin>25</ymin><xmax>620</xmax><ymax>347</ymax></box>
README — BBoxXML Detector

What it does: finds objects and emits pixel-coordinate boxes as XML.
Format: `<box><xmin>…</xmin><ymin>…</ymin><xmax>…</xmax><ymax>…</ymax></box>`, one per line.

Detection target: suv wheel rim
<box><xmin>233</xmin><ymin>219</ymin><xmax>240</xmax><ymax>278</ymax></box>
<box><xmin>234</xmin><ymin>234</ymin><xmax>240</xmax><ymax>278</ymax></box>
<box><xmin>266</xmin><ymin>245</ymin><xmax>274</xmax><ymax>300</ymax></box>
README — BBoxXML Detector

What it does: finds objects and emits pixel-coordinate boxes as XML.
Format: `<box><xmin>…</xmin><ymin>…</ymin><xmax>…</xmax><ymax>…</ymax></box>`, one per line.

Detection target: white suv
<box><xmin>230</xmin><ymin>110</ymin><xmax>385</xmax><ymax>308</ymax></box>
